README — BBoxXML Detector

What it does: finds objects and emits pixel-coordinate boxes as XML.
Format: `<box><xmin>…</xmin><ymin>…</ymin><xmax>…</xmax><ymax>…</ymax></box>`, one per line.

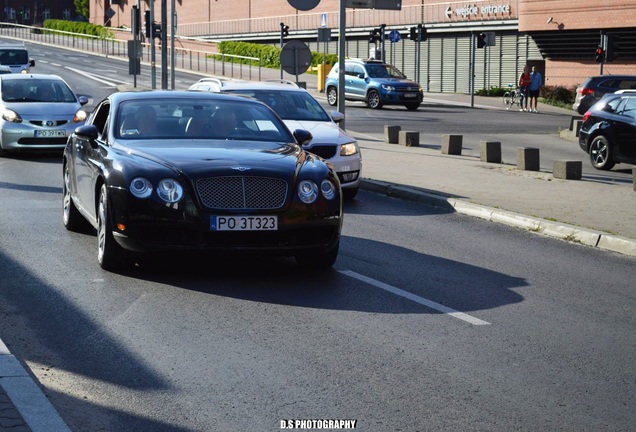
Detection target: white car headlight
<box><xmin>74</xmin><ymin>109</ymin><xmax>87</xmax><ymax>123</ymax></box>
<box><xmin>298</xmin><ymin>180</ymin><xmax>318</xmax><ymax>204</ymax></box>
<box><xmin>340</xmin><ymin>142</ymin><xmax>359</xmax><ymax>156</ymax></box>
<box><xmin>2</xmin><ymin>108</ymin><xmax>22</xmax><ymax>123</ymax></box>
<box><xmin>382</xmin><ymin>84</ymin><xmax>396</xmax><ymax>91</ymax></box>
<box><xmin>321</xmin><ymin>180</ymin><xmax>337</xmax><ymax>200</ymax></box>
<box><xmin>157</xmin><ymin>178</ymin><xmax>184</xmax><ymax>203</ymax></box>
<box><xmin>130</xmin><ymin>177</ymin><xmax>153</xmax><ymax>198</ymax></box>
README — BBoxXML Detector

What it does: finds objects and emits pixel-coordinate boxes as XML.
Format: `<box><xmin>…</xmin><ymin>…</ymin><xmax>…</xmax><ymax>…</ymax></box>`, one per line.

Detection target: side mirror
<box><xmin>29</xmin><ymin>59</ymin><xmax>35</xmax><ymax>67</ymax></box>
<box><xmin>330</xmin><ymin>111</ymin><xmax>344</xmax><ymax>124</ymax></box>
<box><xmin>293</xmin><ymin>129</ymin><xmax>313</xmax><ymax>146</ymax></box>
<box><xmin>78</xmin><ymin>95</ymin><xmax>89</xmax><ymax>106</ymax></box>
<box><xmin>74</xmin><ymin>124</ymin><xmax>99</xmax><ymax>147</ymax></box>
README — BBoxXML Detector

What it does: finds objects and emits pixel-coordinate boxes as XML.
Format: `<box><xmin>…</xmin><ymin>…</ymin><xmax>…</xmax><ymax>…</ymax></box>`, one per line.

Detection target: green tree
<box><xmin>74</xmin><ymin>0</ymin><xmax>89</xmax><ymax>19</ymax></box>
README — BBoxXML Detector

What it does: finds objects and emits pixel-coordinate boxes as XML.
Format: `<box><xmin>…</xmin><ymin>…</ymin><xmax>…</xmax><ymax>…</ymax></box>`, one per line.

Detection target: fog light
<box><xmin>342</xmin><ymin>171</ymin><xmax>359</xmax><ymax>182</ymax></box>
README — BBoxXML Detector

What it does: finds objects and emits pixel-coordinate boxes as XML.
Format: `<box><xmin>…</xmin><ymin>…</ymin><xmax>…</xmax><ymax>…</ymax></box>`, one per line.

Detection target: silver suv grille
<box><xmin>196</xmin><ymin>176</ymin><xmax>288</xmax><ymax>210</ymax></box>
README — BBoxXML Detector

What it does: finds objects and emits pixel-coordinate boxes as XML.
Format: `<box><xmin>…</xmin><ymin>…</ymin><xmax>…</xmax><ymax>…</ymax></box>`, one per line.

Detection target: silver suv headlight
<box><xmin>340</xmin><ymin>141</ymin><xmax>359</xmax><ymax>156</ymax></box>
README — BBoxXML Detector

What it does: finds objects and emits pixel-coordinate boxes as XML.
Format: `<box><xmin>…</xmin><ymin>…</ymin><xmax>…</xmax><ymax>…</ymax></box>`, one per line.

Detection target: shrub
<box><xmin>43</xmin><ymin>19</ymin><xmax>115</xmax><ymax>39</ymax></box>
<box><xmin>541</xmin><ymin>85</ymin><xmax>577</xmax><ymax>104</ymax></box>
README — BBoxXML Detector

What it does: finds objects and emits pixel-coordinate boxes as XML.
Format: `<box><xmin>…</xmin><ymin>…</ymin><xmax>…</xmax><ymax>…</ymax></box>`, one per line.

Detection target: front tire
<box><xmin>367</xmin><ymin>89</ymin><xmax>382</xmax><ymax>109</ymax></box>
<box><xmin>63</xmin><ymin>162</ymin><xmax>91</xmax><ymax>232</ymax></box>
<box><xmin>97</xmin><ymin>184</ymin><xmax>127</xmax><ymax>271</ymax></box>
<box><xmin>327</xmin><ymin>87</ymin><xmax>338</xmax><ymax>106</ymax></box>
<box><xmin>589</xmin><ymin>135</ymin><xmax>615</xmax><ymax>170</ymax></box>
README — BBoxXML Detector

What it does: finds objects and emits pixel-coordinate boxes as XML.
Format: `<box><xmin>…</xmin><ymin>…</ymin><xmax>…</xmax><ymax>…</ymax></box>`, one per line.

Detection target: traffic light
<box><xmin>409</xmin><ymin>26</ymin><xmax>418</xmax><ymax>41</ymax></box>
<box><xmin>280</xmin><ymin>23</ymin><xmax>289</xmax><ymax>39</ymax></box>
<box><xmin>419</xmin><ymin>24</ymin><xmax>427</xmax><ymax>42</ymax></box>
<box><xmin>595</xmin><ymin>45</ymin><xmax>604</xmax><ymax>63</ymax></box>
<box><xmin>369</xmin><ymin>28</ymin><xmax>382</xmax><ymax>43</ymax></box>
<box><xmin>477</xmin><ymin>33</ymin><xmax>486</xmax><ymax>48</ymax></box>
<box><xmin>605</xmin><ymin>34</ymin><xmax>619</xmax><ymax>62</ymax></box>
<box><xmin>144</xmin><ymin>10</ymin><xmax>161</xmax><ymax>39</ymax></box>
<box><xmin>144</xmin><ymin>10</ymin><xmax>151</xmax><ymax>38</ymax></box>
<box><xmin>131</xmin><ymin>6</ymin><xmax>140</xmax><ymax>37</ymax></box>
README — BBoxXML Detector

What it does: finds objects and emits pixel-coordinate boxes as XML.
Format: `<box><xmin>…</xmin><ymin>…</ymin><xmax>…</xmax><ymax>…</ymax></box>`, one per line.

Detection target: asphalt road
<box><xmin>0</xmin><ymin>39</ymin><xmax>635</xmax><ymax>432</ymax></box>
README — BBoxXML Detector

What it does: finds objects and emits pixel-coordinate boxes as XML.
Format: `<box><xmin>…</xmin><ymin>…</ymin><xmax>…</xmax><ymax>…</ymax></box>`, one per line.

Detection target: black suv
<box><xmin>578</xmin><ymin>91</ymin><xmax>636</xmax><ymax>170</ymax></box>
<box><xmin>325</xmin><ymin>59</ymin><xmax>423</xmax><ymax>110</ymax></box>
<box><xmin>572</xmin><ymin>75</ymin><xmax>636</xmax><ymax>114</ymax></box>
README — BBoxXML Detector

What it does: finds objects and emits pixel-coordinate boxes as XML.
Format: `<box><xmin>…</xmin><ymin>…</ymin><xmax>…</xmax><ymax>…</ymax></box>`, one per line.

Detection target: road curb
<box><xmin>0</xmin><ymin>340</ymin><xmax>70</xmax><ymax>432</ymax></box>
<box><xmin>360</xmin><ymin>179</ymin><xmax>636</xmax><ymax>257</ymax></box>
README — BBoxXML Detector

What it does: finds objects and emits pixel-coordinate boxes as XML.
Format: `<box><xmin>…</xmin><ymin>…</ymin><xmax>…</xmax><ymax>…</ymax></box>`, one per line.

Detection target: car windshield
<box><xmin>1</xmin><ymin>79</ymin><xmax>78</xmax><ymax>103</ymax></box>
<box><xmin>116</xmin><ymin>98</ymin><xmax>294</xmax><ymax>142</ymax></box>
<box><xmin>366</xmin><ymin>64</ymin><xmax>405</xmax><ymax>79</ymax></box>
<box><xmin>224</xmin><ymin>89</ymin><xmax>331</xmax><ymax>122</ymax></box>
<box><xmin>0</xmin><ymin>49</ymin><xmax>28</xmax><ymax>66</ymax></box>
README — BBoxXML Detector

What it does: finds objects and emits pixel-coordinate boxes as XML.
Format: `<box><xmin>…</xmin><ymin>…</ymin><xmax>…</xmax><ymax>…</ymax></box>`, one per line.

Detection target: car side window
<box><xmin>618</xmin><ymin>80</ymin><xmax>636</xmax><ymax>90</ymax></box>
<box><xmin>352</xmin><ymin>65</ymin><xmax>364</xmax><ymax>78</ymax></box>
<box><xmin>620</xmin><ymin>98</ymin><xmax>636</xmax><ymax>119</ymax></box>
<box><xmin>91</xmin><ymin>102</ymin><xmax>110</xmax><ymax>139</ymax></box>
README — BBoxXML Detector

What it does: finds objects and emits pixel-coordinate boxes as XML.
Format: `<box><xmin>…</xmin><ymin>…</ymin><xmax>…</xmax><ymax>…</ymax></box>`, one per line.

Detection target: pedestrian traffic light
<box><xmin>477</xmin><ymin>33</ymin><xmax>486</xmax><ymax>48</ymax></box>
<box><xmin>595</xmin><ymin>45</ymin><xmax>604</xmax><ymax>63</ymax></box>
<box><xmin>605</xmin><ymin>34</ymin><xmax>619</xmax><ymax>62</ymax></box>
<box><xmin>280</xmin><ymin>23</ymin><xmax>289</xmax><ymax>39</ymax></box>
<box><xmin>369</xmin><ymin>28</ymin><xmax>382</xmax><ymax>43</ymax></box>
<box><xmin>409</xmin><ymin>26</ymin><xmax>418</xmax><ymax>41</ymax></box>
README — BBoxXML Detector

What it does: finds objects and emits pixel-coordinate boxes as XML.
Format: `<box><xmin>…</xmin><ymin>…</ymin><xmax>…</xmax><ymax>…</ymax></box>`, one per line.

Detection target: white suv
<box><xmin>189</xmin><ymin>78</ymin><xmax>362</xmax><ymax>199</ymax></box>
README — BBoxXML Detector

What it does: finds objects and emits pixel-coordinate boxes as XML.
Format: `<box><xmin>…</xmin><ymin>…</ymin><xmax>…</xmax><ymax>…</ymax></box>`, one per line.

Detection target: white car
<box><xmin>189</xmin><ymin>78</ymin><xmax>362</xmax><ymax>199</ymax></box>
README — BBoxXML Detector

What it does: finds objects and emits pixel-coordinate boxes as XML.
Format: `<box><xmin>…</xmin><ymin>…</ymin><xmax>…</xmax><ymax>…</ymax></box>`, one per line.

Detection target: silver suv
<box><xmin>189</xmin><ymin>78</ymin><xmax>362</xmax><ymax>199</ymax></box>
<box><xmin>325</xmin><ymin>59</ymin><xmax>423</xmax><ymax>110</ymax></box>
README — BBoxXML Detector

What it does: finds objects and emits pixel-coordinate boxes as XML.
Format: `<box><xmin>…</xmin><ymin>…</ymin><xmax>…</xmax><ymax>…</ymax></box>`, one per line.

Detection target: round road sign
<box><xmin>279</xmin><ymin>40</ymin><xmax>312</xmax><ymax>76</ymax></box>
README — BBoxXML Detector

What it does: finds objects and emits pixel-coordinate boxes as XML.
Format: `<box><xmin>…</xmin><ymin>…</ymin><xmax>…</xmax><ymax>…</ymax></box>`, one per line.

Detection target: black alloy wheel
<box><xmin>589</xmin><ymin>135</ymin><xmax>615</xmax><ymax>170</ymax></box>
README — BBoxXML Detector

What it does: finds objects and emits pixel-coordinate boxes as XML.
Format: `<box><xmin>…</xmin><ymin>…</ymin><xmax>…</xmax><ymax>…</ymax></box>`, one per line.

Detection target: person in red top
<box><xmin>518</xmin><ymin>65</ymin><xmax>531</xmax><ymax>112</ymax></box>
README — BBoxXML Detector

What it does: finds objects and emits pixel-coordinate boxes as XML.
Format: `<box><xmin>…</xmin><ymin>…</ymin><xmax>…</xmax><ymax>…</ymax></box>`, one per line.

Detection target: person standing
<box><xmin>528</xmin><ymin>66</ymin><xmax>543</xmax><ymax>113</ymax></box>
<box><xmin>518</xmin><ymin>65</ymin><xmax>531</xmax><ymax>112</ymax></box>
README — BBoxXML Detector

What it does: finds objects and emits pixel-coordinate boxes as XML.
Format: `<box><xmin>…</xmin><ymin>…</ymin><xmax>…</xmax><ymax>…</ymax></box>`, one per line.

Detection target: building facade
<box><xmin>90</xmin><ymin>0</ymin><xmax>635</xmax><ymax>91</ymax></box>
<box><xmin>2</xmin><ymin>0</ymin><xmax>82</xmax><ymax>24</ymax></box>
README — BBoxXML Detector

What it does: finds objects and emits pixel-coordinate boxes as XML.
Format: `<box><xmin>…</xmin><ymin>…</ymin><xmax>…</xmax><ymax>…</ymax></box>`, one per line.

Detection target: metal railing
<box><xmin>0</xmin><ymin>23</ymin><xmax>262</xmax><ymax>81</ymax></box>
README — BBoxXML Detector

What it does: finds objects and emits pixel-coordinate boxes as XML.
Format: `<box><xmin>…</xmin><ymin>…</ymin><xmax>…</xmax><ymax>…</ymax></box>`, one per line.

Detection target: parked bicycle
<box><xmin>502</xmin><ymin>83</ymin><xmax>525</xmax><ymax>110</ymax></box>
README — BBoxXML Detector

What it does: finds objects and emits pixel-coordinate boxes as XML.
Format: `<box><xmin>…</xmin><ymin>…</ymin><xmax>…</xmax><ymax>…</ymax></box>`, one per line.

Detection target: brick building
<box><xmin>90</xmin><ymin>0</ymin><xmax>635</xmax><ymax>91</ymax></box>
<box><xmin>2</xmin><ymin>0</ymin><xmax>82</xmax><ymax>24</ymax></box>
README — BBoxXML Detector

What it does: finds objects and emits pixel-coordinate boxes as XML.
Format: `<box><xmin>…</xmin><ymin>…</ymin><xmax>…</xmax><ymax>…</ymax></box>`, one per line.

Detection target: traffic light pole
<box><xmin>149</xmin><ymin>0</ymin><xmax>157</xmax><ymax>89</ymax></box>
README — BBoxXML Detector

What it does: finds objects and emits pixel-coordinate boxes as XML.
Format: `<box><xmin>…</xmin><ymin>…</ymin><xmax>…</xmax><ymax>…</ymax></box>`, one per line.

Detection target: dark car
<box><xmin>572</xmin><ymin>75</ymin><xmax>636</xmax><ymax>115</ymax></box>
<box><xmin>325</xmin><ymin>59</ymin><xmax>423</xmax><ymax>110</ymax></box>
<box><xmin>63</xmin><ymin>91</ymin><xmax>342</xmax><ymax>271</ymax></box>
<box><xmin>578</xmin><ymin>91</ymin><xmax>636</xmax><ymax>170</ymax></box>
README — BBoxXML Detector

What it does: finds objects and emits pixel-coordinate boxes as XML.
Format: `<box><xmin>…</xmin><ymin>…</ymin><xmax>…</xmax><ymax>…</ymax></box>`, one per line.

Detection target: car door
<box><xmin>73</xmin><ymin>101</ymin><xmax>111</xmax><ymax>222</ymax></box>
<box><xmin>614</xmin><ymin>97</ymin><xmax>636</xmax><ymax>161</ymax></box>
<box><xmin>346</xmin><ymin>64</ymin><xmax>367</xmax><ymax>100</ymax></box>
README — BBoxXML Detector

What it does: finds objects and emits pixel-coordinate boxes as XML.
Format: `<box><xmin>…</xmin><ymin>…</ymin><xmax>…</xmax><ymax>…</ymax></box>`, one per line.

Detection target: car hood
<box><xmin>120</xmin><ymin>140</ymin><xmax>307</xmax><ymax>176</ymax></box>
<box><xmin>6</xmin><ymin>102</ymin><xmax>81</xmax><ymax>117</ymax></box>
<box><xmin>373</xmin><ymin>78</ymin><xmax>420</xmax><ymax>88</ymax></box>
<box><xmin>282</xmin><ymin>119</ymin><xmax>355</xmax><ymax>145</ymax></box>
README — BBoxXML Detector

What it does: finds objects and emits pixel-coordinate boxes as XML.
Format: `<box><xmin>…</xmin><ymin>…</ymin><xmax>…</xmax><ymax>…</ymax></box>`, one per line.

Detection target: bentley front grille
<box><xmin>196</xmin><ymin>176</ymin><xmax>288</xmax><ymax>210</ymax></box>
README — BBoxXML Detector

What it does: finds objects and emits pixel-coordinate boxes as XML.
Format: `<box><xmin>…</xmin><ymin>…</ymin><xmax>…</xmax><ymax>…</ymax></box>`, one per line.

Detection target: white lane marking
<box><xmin>64</xmin><ymin>67</ymin><xmax>123</xmax><ymax>87</ymax></box>
<box><xmin>340</xmin><ymin>270</ymin><xmax>491</xmax><ymax>326</ymax></box>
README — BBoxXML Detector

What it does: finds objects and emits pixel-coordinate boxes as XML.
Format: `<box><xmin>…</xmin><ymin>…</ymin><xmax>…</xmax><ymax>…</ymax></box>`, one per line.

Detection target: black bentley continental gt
<box><xmin>63</xmin><ymin>91</ymin><xmax>342</xmax><ymax>271</ymax></box>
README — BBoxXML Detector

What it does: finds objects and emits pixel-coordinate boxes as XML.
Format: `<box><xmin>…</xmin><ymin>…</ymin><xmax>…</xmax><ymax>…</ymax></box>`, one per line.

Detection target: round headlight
<box><xmin>297</xmin><ymin>180</ymin><xmax>318</xmax><ymax>204</ymax></box>
<box><xmin>74</xmin><ymin>109</ymin><xmax>87</xmax><ymax>123</ymax></box>
<box><xmin>320</xmin><ymin>180</ymin><xmax>337</xmax><ymax>200</ymax></box>
<box><xmin>157</xmin><ymin>178</ymin><xmax>184</xmax><ymax>203</ymax></box>
<box><xmin>130</xmin><ymin>177</ymin><xmax>153</xmax><ymax>198</ymax></box>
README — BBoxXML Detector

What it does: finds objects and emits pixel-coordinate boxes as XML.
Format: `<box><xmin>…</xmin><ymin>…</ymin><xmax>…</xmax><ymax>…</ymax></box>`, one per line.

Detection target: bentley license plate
<box><xmin>35</xmin><ymin>130</ymin><xmax>66</xmax><ymax>138</ymax></box>
<box><xmin>210</xmin><ymin>215</ymin><xmax>278</xmax><ymax>231</ymax></box>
